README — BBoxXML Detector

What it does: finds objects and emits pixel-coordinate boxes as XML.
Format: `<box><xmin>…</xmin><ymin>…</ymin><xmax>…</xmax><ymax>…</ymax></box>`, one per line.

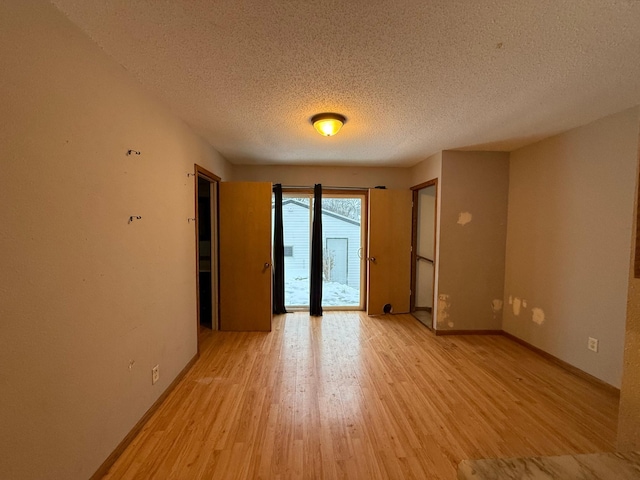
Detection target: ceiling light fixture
<box><xmin>311</xmin><ymin>113</ymin><xmax>346</xmax><ymax>137</ymax></box>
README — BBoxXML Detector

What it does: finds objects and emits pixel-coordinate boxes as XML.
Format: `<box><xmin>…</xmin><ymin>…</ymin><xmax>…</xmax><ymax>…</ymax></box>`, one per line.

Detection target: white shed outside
<box><xmin>274</xmin><ymin>199</ymin><xmax>362</xmax><ymax>290</ymax></box>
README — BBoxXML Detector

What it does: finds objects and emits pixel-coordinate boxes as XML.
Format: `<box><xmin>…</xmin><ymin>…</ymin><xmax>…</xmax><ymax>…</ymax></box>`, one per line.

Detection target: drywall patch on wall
<box><xmin>532</xmin><ymin>307</ymin><xmax>546</xmax><ymax>325</ymax></box>
<box><xmin>492</xmin><ymin>299</ymin><xmax>503</xmax><ymax>321</ymax></box>
<box><xmin>512</xmin><ymin>297</ymin><xmax>522</xmax><ymax>316</ymax></box>
<box><xmin>491</xmin><ymin>299</ymin><xmax>503</xmax><ymax>312</ymax></box>
<box><xmin>457</xmin><ymin>211</ymin><xmax>472</xmax><ymax>226</ymax></box>
<box><xmin>437</xmin><ymin>294</ymin><xmax>452</xmax><ymax>327</ymax></box>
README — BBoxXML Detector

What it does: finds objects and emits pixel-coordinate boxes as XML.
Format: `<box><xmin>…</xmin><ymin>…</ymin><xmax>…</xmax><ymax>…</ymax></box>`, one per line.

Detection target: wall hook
<box><xmin>186</xmin><ymin>173</ymin><xmax>196</xmax><ymax>177</ymax></box>
<box><xmin>187</xmin><ymin>218</ymin><xmax>196</xmax><ymax>223</ymax></box>
<box><xmin>127</xmin><ymin>150</ymin><xmax>141</xmax><ymax>156</ymax></box>
<box><xmin>128</xmin><ymin>215</ymin><xmax>142</xmax><ymax>224</ymax></box>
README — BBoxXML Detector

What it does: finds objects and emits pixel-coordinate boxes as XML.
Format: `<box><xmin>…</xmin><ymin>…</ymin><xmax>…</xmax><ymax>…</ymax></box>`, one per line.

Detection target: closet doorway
<box><xmin>194</xmin><ymin>165</ymin><xmax>220</xmax><ymax>348</ymax></box>
<box><xmin>410</xmin><ymin>180</ymin><xmax>438</xmax><ymax>329</ymax></box>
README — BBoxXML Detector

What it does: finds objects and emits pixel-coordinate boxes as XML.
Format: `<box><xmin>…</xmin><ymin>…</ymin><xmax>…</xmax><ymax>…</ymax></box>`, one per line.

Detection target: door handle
<box><xmin>368</xmin><ymin>257</ymin><xmax>376</xmax><ymax>263</ymax></box>
<box><xmin>264</xmin><ymin>262</ymin><xmax>271</xmax><ymax>269</ymax></box>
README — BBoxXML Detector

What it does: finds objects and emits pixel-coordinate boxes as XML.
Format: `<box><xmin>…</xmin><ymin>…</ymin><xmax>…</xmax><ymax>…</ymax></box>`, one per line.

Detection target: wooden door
<box><xmin>367</xmin><ymin>189</ymin><xmax>412</xmax><ymax>315</ymax></box>
<box><xmin>219</xmin><ymin>182</ymin><xmax>272</xmax><ymax>331</ymax></box>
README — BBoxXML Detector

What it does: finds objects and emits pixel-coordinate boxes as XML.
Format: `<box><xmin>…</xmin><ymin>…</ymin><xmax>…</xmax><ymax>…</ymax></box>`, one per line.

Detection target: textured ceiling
<box><xmin>52</xmin><ymin>0</ymin><xmax>640</xmax><ymax>167</ymax></box>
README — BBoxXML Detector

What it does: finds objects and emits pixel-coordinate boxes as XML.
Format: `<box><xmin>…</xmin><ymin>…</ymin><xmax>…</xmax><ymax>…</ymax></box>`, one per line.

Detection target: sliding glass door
<box><xmin>274</xmin><ymin>192</ymin><xmax>365</xmax><ymax>310</ymax></box>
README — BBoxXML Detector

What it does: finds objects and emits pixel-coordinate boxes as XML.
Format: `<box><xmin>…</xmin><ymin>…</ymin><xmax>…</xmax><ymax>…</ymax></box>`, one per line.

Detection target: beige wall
<box><xmin>410</xmin><ymin>152</ymin><xmax>442</xmax><ymax>188</ymax></box>
<box><xmin>618</xmin><ymin>124</ymin><xmax>640</xmax><ymax>449</ymax></box>
<box><xmin>437</xmin><ymin>151</ymin><xmax>510</xmax><ymax>331</ymax></box>
<box><xmin>503</xmin><ymin>108</ymin><xmax>639</xmax><ymax>388</ymax></box>
<box><xmin>233</xmin><ymin>164</ymin><xmax>410</xmax><ymax>189</ymax></box>
<box><xmin>0</xmin><ymin>2</ymin><xmax>231</xmax><ymax>479</ymax></box>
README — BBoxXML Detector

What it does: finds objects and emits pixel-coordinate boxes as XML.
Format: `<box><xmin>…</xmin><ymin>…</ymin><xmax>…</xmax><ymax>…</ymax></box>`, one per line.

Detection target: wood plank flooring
<box><xmin>102</xmin><ymin>312</ymin><xmax>619</xmax><ymax>479</ymax></box>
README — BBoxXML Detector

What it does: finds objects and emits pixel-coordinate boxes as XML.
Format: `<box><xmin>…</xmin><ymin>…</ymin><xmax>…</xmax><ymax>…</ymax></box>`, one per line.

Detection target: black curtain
<box><xmin>272</xmin><ymin>184</ymin><xmax>287</xmax><ymax>314</ymax></box>
<box><xmin>310</xmin><ymin>184</ymin><xmax>323</xmax><ymax>316</ymax></box>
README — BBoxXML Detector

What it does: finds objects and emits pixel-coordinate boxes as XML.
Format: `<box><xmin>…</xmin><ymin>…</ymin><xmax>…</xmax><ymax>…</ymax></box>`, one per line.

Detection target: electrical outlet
<box><xmin>152</xmin><ymin>365</ymin><xmax>159</xmax><ymax>384</ymax></box>
<box><xmin>588</xmin><ymin>337</ymin><xmax>599</xmax><ymax>353</ymax></box>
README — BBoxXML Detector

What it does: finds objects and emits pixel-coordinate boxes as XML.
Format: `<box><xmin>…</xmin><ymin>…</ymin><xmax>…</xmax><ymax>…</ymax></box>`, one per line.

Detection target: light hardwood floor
<box><xmin>103</xmin><ymin>312</ymin><xmax>619</xmax><ymax>479</ymax></box>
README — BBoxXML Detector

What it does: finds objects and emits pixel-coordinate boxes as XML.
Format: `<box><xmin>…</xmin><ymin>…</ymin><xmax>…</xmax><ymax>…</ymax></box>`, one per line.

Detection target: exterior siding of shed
<box><xmin>274</xmin><ymin>199</ymin><xmax>362</xmax><ymax>290</ymax></box>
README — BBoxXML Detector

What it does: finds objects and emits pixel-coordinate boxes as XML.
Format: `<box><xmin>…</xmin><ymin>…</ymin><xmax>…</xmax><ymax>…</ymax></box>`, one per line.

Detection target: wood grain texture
<box><xmin>101</xmin><ymin>312</ymin><xmax>619</xmax><ymax>480</ymax></box>
<box><xmin>435</xmin><ymin>329</ymin><xmax>503</xmax><ymax>336</ymax></box>
<box><xmin>219</xmin><ymin>182</ymin><xmax>272</xmax><ymax>331</ymax></box>
<box><xmin>502</xmin><ymin>331</ymin><xmax>620</xmax><ymax>395</ymax></box>
<box><xmin>368</xmin><ymin>189</ymin><xmax>413</xmax><ymax>315</ymax></box>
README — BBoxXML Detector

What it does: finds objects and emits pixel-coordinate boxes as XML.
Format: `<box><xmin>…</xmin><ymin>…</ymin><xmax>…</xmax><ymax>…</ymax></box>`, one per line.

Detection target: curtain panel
<box><xmin>310</xmin><ymin>184</ymin><xmax>323</xmax><ymax>316</ymax></box>
<box><xmin>272</xmin><ymin>184</ymin><xmax>287</xmax><ymax>314</ymax></box>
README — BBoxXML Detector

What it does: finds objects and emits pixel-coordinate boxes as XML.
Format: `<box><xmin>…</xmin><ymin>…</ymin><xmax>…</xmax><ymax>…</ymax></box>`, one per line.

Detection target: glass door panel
<box><xmin>283</xmin><ymin>196</ymin><xmax>311</xmax><ymax>308</ymax></box>
<box><xmin>321</xmin><ymin>196</ymin><xmax>363</xmax><ymax>308</ymax></box>
<box><xmin>273</xmin><ymin>192</ymin><xmax>365</xmax><ymax>310</ymax></box>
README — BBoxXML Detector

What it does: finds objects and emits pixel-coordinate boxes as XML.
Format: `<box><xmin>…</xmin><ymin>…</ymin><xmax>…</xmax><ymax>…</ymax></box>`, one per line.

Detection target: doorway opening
<box><xmin>195</xmin><ymin>165</ymin><xmax>220</xmax><ymax>347</ymax></box>
<box><xmin>410</xmin><ymin>180</ymin><xmax>438</xmax><ymax>329</ymax></box>
<box><xmin>275</xmin><ymin>191</ymin><xmax>366</xmax><ymax>310</ymax></box>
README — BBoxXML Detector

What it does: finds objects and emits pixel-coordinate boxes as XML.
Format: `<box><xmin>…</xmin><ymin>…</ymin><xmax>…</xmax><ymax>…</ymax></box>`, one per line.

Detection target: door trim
<box><xmin>410</xmin><ymin>179</ymin><xmax>438</xmax><ymax>322</ymax></box>
<box><xmin>194</xmin><ymin>165</ymin><xmax>220</xmax><ymax>355</ymax></box>
<box><xmin>280</xmin><ymin>189</ymin><xmax>368</xmax><ymax>311</ymax></box>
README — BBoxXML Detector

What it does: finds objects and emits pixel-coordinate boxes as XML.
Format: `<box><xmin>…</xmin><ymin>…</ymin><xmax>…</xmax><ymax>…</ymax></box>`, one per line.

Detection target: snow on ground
<box><xmin>285</xmin><ymin>277</ymin><xmax>360</xmax><ymax>307</ymax></box>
